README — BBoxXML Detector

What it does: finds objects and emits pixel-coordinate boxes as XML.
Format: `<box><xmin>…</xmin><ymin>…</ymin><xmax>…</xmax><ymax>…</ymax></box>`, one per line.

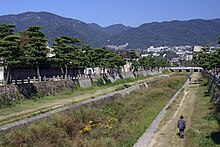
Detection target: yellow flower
<box><xmin>79</xmin><ymin>130</ymin><xmax>83</xmax><ymax>133</ymax></box>
<box><xmin>84</xmin><ymin>125</ymin><xmax>91</xmax><ymax>132</ymax></box>
<box><xmin>89</xmin><ymin>120</ymin><xmax>93</xmax><ymax>124</ymax></box>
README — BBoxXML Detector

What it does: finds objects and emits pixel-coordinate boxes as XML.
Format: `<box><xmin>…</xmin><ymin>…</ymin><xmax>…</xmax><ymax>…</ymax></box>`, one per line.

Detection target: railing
<box><xmin>0</xmin><ymin>74</ymin><xmax>93</xmax><ymax>86</ymax></box>
<box><xmin>0</xmin><ymin>70</ymin><xmax>162</xmax><ymax>86</ymax></box>
<box><xmin>170</xmin><ymin>67</ymin><xmax>203</xmax><ymax>70</ymax></box>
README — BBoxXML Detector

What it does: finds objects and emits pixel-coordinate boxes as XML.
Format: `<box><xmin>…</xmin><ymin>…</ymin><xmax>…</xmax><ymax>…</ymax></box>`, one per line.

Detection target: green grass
<box><xmin>185</xmin><ymin>78</ymin><xmax>220</xmax><ymax>147</ymax></box>
<box><xmin>0</xmin><ymin>74</ymin><xmax>162</xmax><ymax>125</ymax></box>
<box><xmin>0</xmin><ymin>74</ymin><xmax>188</xmax><ymax>146</ymax></box>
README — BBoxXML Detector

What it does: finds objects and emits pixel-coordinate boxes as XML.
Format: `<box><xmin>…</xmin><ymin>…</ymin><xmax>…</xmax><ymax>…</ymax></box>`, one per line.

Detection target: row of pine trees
<box><xmin>0</xmin><ymin>24</ymin><xmax>169</xmax><ymax>83</ymax></box>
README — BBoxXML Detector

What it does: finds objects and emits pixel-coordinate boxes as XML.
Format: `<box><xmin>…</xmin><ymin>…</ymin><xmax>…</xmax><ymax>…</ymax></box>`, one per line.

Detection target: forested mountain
<box><xmin>0</xmin><ymin>11</ymin><xmax>220</xmax><ymax>48</ymax></box>
<box><xmin>89</xmin><ymin>23</ymin><xmax>132</xmax><ymax>36</ymax></box>
<box><xmin>110</xmin><ymin>19</ymin><xmax>220</xmax><ymax>48</ymax></box>
<box><xmin>0</xmin><ymin>12</ymin><xmax>109</xmax><ymax>47</ymax></box>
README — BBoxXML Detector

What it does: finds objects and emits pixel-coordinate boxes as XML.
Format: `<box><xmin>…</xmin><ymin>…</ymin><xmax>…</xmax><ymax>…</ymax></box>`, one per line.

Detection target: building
<box><xmin>185</xmin><ymin>55</ymin><xmax>193</xmax><ymax>61</ymax></box>
<box><xmin>147</xmin><ymin>46</ymin><xmax>161</xmax><ymax>53</ymax></box>
<box><xmin>193</xmin><ymin>46</ymin><xmax>202</xmax><ymax>52</ymax></box>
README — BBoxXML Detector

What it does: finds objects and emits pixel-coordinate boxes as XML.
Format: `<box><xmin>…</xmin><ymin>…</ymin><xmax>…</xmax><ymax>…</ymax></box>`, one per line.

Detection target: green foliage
<box><xmin>52</xmin><ymin>36</ymin><xmax>82</xmax><ymax>77</ymax></box>
<box><xmin>1</xmin><ymin>121</ymin><xmax>71</xmax><ymax>146</ymax></box>
<box><xmin>194</xmin><ymin>38</ymin><xmax>220</xmax><ymax>72</ymax></box>
<box><xmin>112</xmin><ymin>19</ymin><xmax>220</xmax><ymax>48</ymax></box>
<box><xmin>0</xmin><ymin>93</ymin><xmax>15</xmax><ymax>107</ymax></box>
<box><xmin>0</xmin><ymin>24</ymin><xmax>22</xmax><ymax>83</ymax></box>
<box><xmin>138</xmin><ymin>56</ymin><xmax>169</xmax><ymax>70</ymax></box>
<box><xmin>0</xmin><ymin>23</ymin><xmax>127</xmax><ymax>82</ymax></box>
<box><xmin>0</xmin><ymin>34</ymin><xmax>22</xmax><ymax>67</ymax></box>
<box><xmin>1</xmin><ymin>12</ymin><xmax>220</xmax><ymax>48</ymax></box>
<box><xmin>22</xmin><ymin>26</ymin><xmax>48</xmax><ymax>65</ymax></box>
<box><xmin>0</xmin><ymin>24</ymin><xmax>15</xmax><ymax>39</ymax></box>
<box><xmin>20</xmin><ymin>26</ymin><xmax>48</xmax><ymax>78</ymax></box>
<box><xmin>95</xmin><ymin>78</ymin><xmax>106</xmax><ymax>86</ymax></box>
<box><xmin>0</xmin><ymin>75</ymin><xmax>188</xmax><ymax>146</ymax></box>
<box><xmin>184</xmin><ymin>77</ymin><xmax>220</xmax><ymax>147</ymax></box>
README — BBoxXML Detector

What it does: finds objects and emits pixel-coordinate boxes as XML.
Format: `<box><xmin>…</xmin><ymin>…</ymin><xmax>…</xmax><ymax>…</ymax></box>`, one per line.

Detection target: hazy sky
<box><xmin>1</xmin><ymin>0</ymin><xmax>219</xmax><ymax>27</ymax></box>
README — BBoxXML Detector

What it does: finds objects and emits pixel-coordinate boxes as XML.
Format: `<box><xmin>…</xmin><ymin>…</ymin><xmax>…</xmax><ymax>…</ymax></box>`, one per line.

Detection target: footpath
<box><xmin>133</xmin><ymin>72</ymin><xmax>199</xmax><ymax>147</ymax></box>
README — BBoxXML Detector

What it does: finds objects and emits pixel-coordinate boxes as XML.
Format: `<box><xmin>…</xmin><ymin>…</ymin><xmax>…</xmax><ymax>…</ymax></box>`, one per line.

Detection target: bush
<box><xmin>0</xmin><ymin>74</ymin><xmax>188</xmax><ymax>146</ymax></box>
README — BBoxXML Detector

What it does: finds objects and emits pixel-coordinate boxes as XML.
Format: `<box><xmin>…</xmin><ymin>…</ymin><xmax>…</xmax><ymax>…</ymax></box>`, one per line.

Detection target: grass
<box><xmin>0</xmin><ymin>74</ymin><xmax>189</xmax><ymax>146</ymax></box>
<box><xmin>184</xmin><ymin>77</ymin><xmax>220</xmax><ymax>147</ymax></box>
<box><xmin>0</xmin><ymin>73</ymin><xmax>165</xmax><ymax>125</ymax></box>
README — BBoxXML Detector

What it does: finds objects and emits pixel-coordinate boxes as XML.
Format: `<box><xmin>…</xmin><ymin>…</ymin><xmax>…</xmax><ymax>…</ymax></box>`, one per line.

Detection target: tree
<box><xmin>194</xmin><ymin>37</ymin><xmax>220</xmax><ymax>75</ymax></box>
<box><xmin>22</xmin><ymin>26</ymin><xmax>48</xmax><ymax>80</ymax></box>
<box><xmin>92</xmin><ymin>48</ymin><xmax>109</xmax><ymax>74</ymax></box>
<box><xmin>0</xmin><ymin>24</ymin><xmax>15</xmax><ymax>39</ymax></box>
<box><xmin>139</xmin><ymin>56</ymin><xmax>150</xmax><ymax>70</ymax></box>
<box><xmin>0</xmin><ymin>24</ymin><xmax>22</xmax><ymax>83</ymax></box>
<box><xmin>154</xmin><ymin>56</ymin><xmax>169</xmax><ymax>69</ymax></box>
<box><xmin>110</xmin><ymin>54</ymin><xmax>125</xmax><ymax>73</ymax></box>
<box><xmin>52</xmin><ymin>36</ymin><xmax>81</xmax><ymax>78</ymax></box>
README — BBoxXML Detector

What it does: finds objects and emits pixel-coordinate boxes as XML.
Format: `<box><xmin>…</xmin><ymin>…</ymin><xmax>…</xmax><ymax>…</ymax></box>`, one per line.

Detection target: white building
<box><xmin>147</xmin><ymin>46</ymin><xmax>168</xmax><ymax>53</ymax></box>
<box><xmin>185</xmin><ymin>55</ymin><xmax>193</xmax><ymax>61</ymax></box>
<box><xmin>147</xmin><ymin>46</ymin><xmax>161</xmax><ymax>53</ymax></box>
<box><xmin>141</xmin><ymin>54</ymin><xmax>151</xmax><ymax>57</ymax></box>
<box><xmin>193</xmin><ymin>46</ymin><xmax>202</xmax><ymax>52</ymax></box>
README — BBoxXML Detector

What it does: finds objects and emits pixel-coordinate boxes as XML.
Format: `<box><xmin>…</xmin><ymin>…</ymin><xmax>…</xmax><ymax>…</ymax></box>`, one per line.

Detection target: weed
<box><xmin>0</xmin><ymin>74</ymin><xmax>188</xmax><ymax>146</ymax></box>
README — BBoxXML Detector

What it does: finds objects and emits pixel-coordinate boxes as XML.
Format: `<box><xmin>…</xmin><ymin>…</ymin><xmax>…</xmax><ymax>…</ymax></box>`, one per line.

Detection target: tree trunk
<box><xmin>36</xmin><ymin>62</ymin><xmax>41</xmax><ymax>81</ymax></box>
<box><xmin>65</xmin><ymin>64</ymin><xmax>68</xmax><ymax>79</ymax></box>
<box><xmin>6</xmin><ymin>66</ymin><xmax>10</xmax><ymax>84</ymax></box>
<box><xmin>60</xmin><ymin>67</ymin><xmax>64</xmax><ymax>75</ymax></box>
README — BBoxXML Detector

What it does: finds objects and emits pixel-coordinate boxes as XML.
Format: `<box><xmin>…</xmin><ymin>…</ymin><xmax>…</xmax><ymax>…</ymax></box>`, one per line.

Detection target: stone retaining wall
<box><xmin>0</xmin><ymin>70</ymin><xmax>162</xmax><ymax>107</ymax></box>
<box><xmin>0</xmin><ymin>80</ymin><xmax>79</xmax><ymax>107</ymax></box>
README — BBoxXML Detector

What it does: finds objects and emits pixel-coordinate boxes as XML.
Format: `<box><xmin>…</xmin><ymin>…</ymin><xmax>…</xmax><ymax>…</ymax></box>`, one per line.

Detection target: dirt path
<box><xmin>147</xmin><ymin>73</ymin><xmax>200</xmax><ymax>147</ymax></box>
<box><xmin>0</xmin><ymin>74</ymin><xmax>168</xmax><ymax>125</ymax></box>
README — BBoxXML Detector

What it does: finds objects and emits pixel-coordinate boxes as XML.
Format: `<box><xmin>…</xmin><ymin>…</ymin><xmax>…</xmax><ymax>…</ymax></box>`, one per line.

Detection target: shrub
<box><xmin>0</xmin><ymin>74</ymin><xmax>188</xmax><ymax>146</ymax></box>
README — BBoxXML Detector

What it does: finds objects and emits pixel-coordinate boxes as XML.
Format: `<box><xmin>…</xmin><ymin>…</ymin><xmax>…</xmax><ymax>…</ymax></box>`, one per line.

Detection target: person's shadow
<box><xmin>211</xmin><ymin>130</ymin><xmax>220</xmax><ymax>144</ymax></box>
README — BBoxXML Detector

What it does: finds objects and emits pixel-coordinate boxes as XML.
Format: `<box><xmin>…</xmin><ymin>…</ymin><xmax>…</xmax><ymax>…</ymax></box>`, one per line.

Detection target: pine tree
<box><xmin>52</xmin><ymin>36</ymin><xmax>81</xmax><ymax>78</ymax></box>
<box><xmin>22</xmin><ymin>26</ymin><xmax>48</xmax><ymax>80</ymax></box>
<box><xmin>0</xmin><ymin>24</ymin><xmax>22</xmax><ymax>83</ymax></box>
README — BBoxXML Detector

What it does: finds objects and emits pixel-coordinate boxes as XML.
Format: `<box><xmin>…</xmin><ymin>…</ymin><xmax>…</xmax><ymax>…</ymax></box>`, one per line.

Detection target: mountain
<box><xmin>0</xmin><ymin>12</ymin><xmax>110</xmax><ymax>46</ymax></box>
<box><xmin>109</xmin><ymin>19</ymin><xmax>220</xmax><ymax>48</ymax></box>
<box><xmin>103</xmin><ymin>24</ymin><xmax>132</xmax><ymax>36</ymax></box>
<box><xmin>88</xmin><ymin>23</ymin><xmax>104</xmax><ymax>32</ymax></box>
<box><xmin>88</xmin><ymin>23</ymin><xmax>132</xmax><ymax>36</ymax></box>
<box><xmin>0</xmin><ymin>12</ymin><xmax>220</xmax><ymax>48</ymax></box>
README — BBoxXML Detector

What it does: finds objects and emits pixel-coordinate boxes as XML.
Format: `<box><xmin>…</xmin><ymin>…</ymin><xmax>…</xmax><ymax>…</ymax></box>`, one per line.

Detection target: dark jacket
<box><xmin>178</xmin><ymin>119</ymin><xmax>186</xmax><ymax>129</ymax></box>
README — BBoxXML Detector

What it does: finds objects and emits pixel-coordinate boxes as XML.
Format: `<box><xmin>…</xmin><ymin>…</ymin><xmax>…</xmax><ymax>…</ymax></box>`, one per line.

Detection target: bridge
<box><xmin>169</xmin><ymin>67</ymin><xmax>203</xmax><ymax>72</ymax></box>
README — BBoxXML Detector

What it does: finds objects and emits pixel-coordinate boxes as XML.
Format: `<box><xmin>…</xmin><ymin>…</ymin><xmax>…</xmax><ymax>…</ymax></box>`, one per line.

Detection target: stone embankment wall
<box><xmin>0</xmin><ymin>70</ymin><xmax>161</xmax><ymax>107</ymax></box>
<box><xmin>0</xmin><ymin>80</ymin><xmax>79</xmax><ymax>107</ymax></box>
<box><xmin>0</xmin><ymin>74</ymin><xmax>166</xmax><ymax>132</ymax></box>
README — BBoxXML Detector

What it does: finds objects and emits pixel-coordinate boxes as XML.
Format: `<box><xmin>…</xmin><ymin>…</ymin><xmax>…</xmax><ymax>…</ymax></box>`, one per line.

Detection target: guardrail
<box><xmin>0</xmin><ymin>70</ymin><xmax>162</xmax><ymax>86</ymax></box>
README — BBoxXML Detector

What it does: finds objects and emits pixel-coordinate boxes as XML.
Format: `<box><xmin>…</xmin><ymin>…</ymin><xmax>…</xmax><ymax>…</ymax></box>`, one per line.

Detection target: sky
<box><xmin>0</xmin><ymin>0</ymin><xmax>220</xmax><ymax>27</ymax></box>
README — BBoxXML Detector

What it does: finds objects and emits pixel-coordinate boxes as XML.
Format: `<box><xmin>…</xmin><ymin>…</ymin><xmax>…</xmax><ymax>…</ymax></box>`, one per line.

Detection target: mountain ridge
<box><xmin>0</xmin><ymin>11</ymin><xmax>220</xmax><ymax>48</ymax></box>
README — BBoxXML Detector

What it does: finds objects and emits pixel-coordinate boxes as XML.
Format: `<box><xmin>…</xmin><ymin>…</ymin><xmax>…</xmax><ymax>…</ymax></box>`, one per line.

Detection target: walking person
<box><xmin>189</xmin><ymin>75</ymin><xmax>192</xmax><ymax>82</ymax></box>
<box><xmin>177</xmin><ymin>115</ymin><xmax>186</xmax><ymax>138</ymax></box>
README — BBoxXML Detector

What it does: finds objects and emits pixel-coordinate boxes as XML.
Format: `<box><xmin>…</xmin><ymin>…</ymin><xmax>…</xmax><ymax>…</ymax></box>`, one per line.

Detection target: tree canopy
<box><xmin>0</xmin><ymin>24</ymin><xmax>170</xmax><ymax>83</ymax></box>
